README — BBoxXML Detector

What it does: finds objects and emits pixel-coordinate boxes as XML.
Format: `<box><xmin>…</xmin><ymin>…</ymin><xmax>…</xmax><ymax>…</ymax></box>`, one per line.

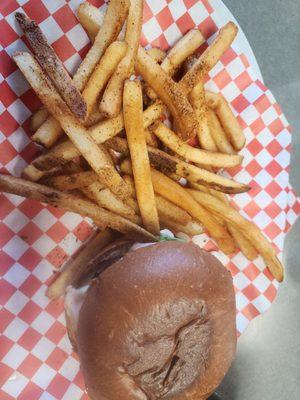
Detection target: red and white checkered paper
<box><xmin>0</xmin><ymin>0</ymin><xmax>299</xmax><ymax>398</ymax></box>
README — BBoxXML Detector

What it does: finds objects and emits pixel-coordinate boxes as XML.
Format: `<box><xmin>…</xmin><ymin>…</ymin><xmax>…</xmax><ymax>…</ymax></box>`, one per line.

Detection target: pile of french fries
<box><xmin>0</xmin><ymin>1</ymin><xmax>283</xmax><ymax>283</ymax></box>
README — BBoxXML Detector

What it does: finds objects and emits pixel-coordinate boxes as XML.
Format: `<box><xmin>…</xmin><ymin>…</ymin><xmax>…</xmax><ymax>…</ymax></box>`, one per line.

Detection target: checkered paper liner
<box><xmin>0</xmin><ymin>0</ymin><xmax>299</xmax><ymax>398</ymax></box>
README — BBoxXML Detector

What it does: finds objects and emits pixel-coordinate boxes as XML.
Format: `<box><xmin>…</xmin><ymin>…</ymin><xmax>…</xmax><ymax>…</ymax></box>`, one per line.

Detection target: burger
<box><xmin>62</xmin><ymin>237</ymin><xmax>236</xmax><ymax>399</ymax></box>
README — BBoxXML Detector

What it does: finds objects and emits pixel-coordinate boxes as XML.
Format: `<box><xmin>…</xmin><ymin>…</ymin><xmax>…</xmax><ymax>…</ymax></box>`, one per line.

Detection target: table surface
<box><xmin>214</xmin><ymin>1</ymin><xmax>300</xmax><ymax>399</ymax></box>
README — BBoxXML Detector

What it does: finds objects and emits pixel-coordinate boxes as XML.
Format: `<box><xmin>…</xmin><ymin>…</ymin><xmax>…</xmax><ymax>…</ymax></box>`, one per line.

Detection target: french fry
<box><xmin>136</xmin><ymin>47</ymin><xmax>199</xmax><ymax>141</ymax></box>
<box><xmin>123</xmin><ymin>80</ymin><xmax>160</xmax><ymax>234</ymax></box>
<box><xmin>100</xmin><ymin>0</ymin><xmax>143</xmax><ymax>118</ymax></box>
<box><xmin>47</xmin><ymin>171</ymin><xmax>99</xmax><ymax>191</ymax></box>
<box><xmin>14</xmin><ymin>52</ymin><xmax>130</xmax><ymax>201</ymax></box>
<box><xmin>84</xmin><ymin>106</ymin><xmax>106</xmax><ymax>127</ymax></box>
<box><xmin>22</xmin><ymin>164</ymin><xmax>61</xmax><ymax>182</ymax></box>
<box><xmin>0</xmin><ymin>174</ymin><xmax>156</xmax><ymax>241</ymax></box>
<box><xmin>181</xmin><ymin>22</ymin><xmax>238</xmax><ymax>91</ymax></box>
<box><xmin>16</xmin><ymin>12</ymin><xmax>87</xmax><ymax>120</ymax></box>
<box><xmin>208</xmin><ymin>108</ymin><xmax>235</xmax><ymax>154</ymax></box>
<box><xmin>77</xmin><ymin>2</ymin><xmax>105</xmax><ymax>41</ymax></box>
<box><xmin>187</xmin><ymin>189</ymin><xmax>284</xmax><ymax>281</ymax></box>
<box><xmin>206</xmin><ymin>91</ymin><xmax>246</xmax><ymax>150</ymax></box>
<box><xmin>47</xmin><ymin>229</ymin><xmax>114</xmax><ymax>299</ymax></box>
<box><xmin>32</xmin><ymin>0</ymin><xmax>129</xmax><ymax>148</ymax></box>
<box><xmin>107</xmin><ymin>138</ymin><xmax>250</xmax><ymax>194</ymax></box>
<box><xmin>124</xmin><ymin>174</ymin><xmax>192</xmax><ymax>226</ymax></box>
<box><xmin>146</xmin><ymin>48</ymin><xmax>166</xmax><ymax>63</ymax></box>
<box><xmin>160</xmin><ymin>218</ymin><xmax>204</xmax><ymax>237</ymax></box>
<box><xmin>189</xmin><ymin>83</ymin><xmax>218</xmax><ymax>152</ymax></box>
<box><xmin>82</xmin><ymin>41</ymin><xmax>127</xmax><ymax>118</ymax></box>
<box><xmin>152</xmin><ymin>122</ymin><xmax>243</xmax><ymax>168</ymax></box>
<box><xmin>31</xmin><ymin>102</ymin><xmax>165</xmax><ymax>172</ymax></box>
<box><xmin>30</xmin><ymin>108</ymin><xmax>48</xmax><ymax>132</ymax></box>
<box><xmin>120</xmin><ymin>160</ymin><xmax>234</xmax><ymax>254</ymax></box>
<box><xmin>145</xmin><ymin>129</ymin><xmax>159</xmax><ymax>148</ymax></box>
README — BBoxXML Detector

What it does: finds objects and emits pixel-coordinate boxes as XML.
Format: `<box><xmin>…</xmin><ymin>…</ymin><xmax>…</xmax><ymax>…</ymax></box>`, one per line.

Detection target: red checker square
<box><xmin>0</xmin><ymin>390</ymin><xmax>14</xmax><ymax>400</ymax></box>
<box><xmin>18</xmin><ymin>222</ymin><xmax>43</xmax><ymax>246</ymax></box>
<box><xmin>47</xmin><ymin>221</ymin><xmax>69</xmax><ymax>244</ymax></box>
<box><xmin>242</xmin><ymin>303</ymin><xmax>260</xmax><ymax>320</ymax></box>
<box><xmin>245</xmin><ymin>159</ymin><xmax>261</xmax><ymax>177</ymax></box>
<box><xmin>0</xmin><ymin>335</ymin><xmax>14</xmax><ymax>360</ymax></box>
<box><xmin>0</xmin><ymin>223</ymin><xmax>14</xmax><ymax>248</ymax></box>
<box><xmin>150</xmin><ymin>34</ymin><xmax>170</xmax><ymax>51</ymax></box>
<box><xmin>46</xmin><ymin>347</ymin><xmax>68</xmax><ymax>371</ymax></box>
<box><xmin>79</xmin><ymin>42</ymin><xmax>91</xmax><ymax>60</ymax></box>
<box><xmin>0</xmin><ymin>251</ymin><xmax>15</xmax><ymax>275</ymax></box>
<box><xmin>220</xmin><ymin>47</ymin><xmax>237</xmax><ymax>66</ymax></box>
<box><xmin>264</xmin><ymin>221</ymin><xmax>281</xmax><ymax>240</ymax></box>
<box><xmin>0</xmin><ymin>19</ymin><xmax>18</xmax><ymax>48</ymax></box>
<box><xmin>18</xmin><ymin>354</ymin><xmax>41</xmax><ymax>379</ymax></box>
<box><xmin>227</xmin><ymin>262</ymin><xmax>240</xmax><ymax>277</ymax></box>
<box><xmin>18</xmin><ymin>300</ymin><xmax>42</xmax><ymax>325</ymax></box>
<box><xmin>242</xmin><ymin>284</ymin><xmax>261</xmax><ymax>301</ymax></box>
<box><xmin>18</xmin><ymin>327</ymin><xmax>42</xmax><ymax>351</ymax></box>
<box><xmin>247</xmin><ymin>138</ymin><xmax>263</xmax><ymax>156</ymax></box>
<box><xmin>0</xmin><ymin>110</ymin><xmax>20</xmax><ymax>136</ymax></box>
<box><xmin>268</xmin><ymin>118</ymin><xmax>285</xmax><ymax>136</ymax></box>
<box><xmin>18</xmin><ymin>382</ymin><xmax>43</xmax><ymax>400</ymax></box>
<box><xmin>183</xmin><ymin>0</ymin><xmax>198</xmax><ymax>7</ymax></box>
<box><xmin>74</xmin><ymin>370</ymin><xmax>86</xmax><ymax>390</ymax></box>
<box><xmin>46</xmin><ymin>298</ymin><xmax>64</xmax><ymax>319</ymax></box>
<box><xmin>81</xmin><ymin>394</ymin><xmax>90</xmax><ymax>400</ymax></box>
<box><xmin>231</xmin><ymin>94</ymin><xmax>250</xmax><ymax>113</ymax></box>
<box><xmin>0</xmin><ymin>280</ymin><xmax>16</xmax><ymax>307</ymax></box>
<box><xmin>156</xmin><ymin>7</ymin><xmax>174</xmax><ymax>30</ymax></box>
<box><xmin>250</xmin><ymin>117</ymin><xmax>265</xmax><ymax>135</ymax></box>
<box><xmin>214</xmin><ymin>69</ymin><xmax>231</xmax><ymax>90</ymax></box>
<box><xmin>46</xmin><ymin>246</ymin><xmax>68</xmax><ymax>269</ymax></box>
<box><xmin>0</xmin><ymin>362</ymin><xmax>14</xmax><ymax>388</ymax></box>
<box><xmin>0</xmin><ymin>0</ymin><xmax>19</xmax><ymax>16</ymax></box>
<box><xmin>19</xmin><ymin>275</ymin><xmax>41</xmax><ymax>298</ymax></box>
<box><xmin>23</xmin><ymin>0</ymin><xmax>50</xmax><ymax>24</ymax></box>
<box><xmin>47</xmin><ymin>205</ymin><xmax>65</xmax><ymax>219</ymax></box>
<box><xmin>265</xmin><ymin>159</ymin><xmax>282</xmax><ymax>177</ymax></box>
<box><xmin>242</xmin><ymin>264</ymin><xmax>261</xmax><ymax>281</ymax></box>
<box><xmin>73</xmin><ymin>220</ymin><xmax>94</xmax><ymax>242</ymax></box>
<box><xmin>45</xmin><ymin>321</ymin><xmax>66</xmax><ymax>344</ymax></box>
<box><xmin>274</xmin><ymin>102</ymin><xmax>282</xmax><ymax>116</ymax></box>
<box><xmin>264</xmin><ymin>202</ymin><xmax>282</xmax><ymax>219</ymax></box>
<box><xmin>235</xmin><ymin>71</ymin><xmax>252</xmax><ymax>91</ymax></box>
<box><xmin>226</xmin><ymin>164</ymin><xmax>242</xmax><ymax>177</ymax></box>
<box><xmin>243</xmin><ymin>200</ymin><xmax>261</xmax><ymax>219</ymax></box>
<box><xmin>177</xmin><ymin>13</ymin><xmax>195</xmax><ymax>35</ymax></box>
<box><xmin>54</xmin><ymin>4</ymin><xmax>78</xmax><ymax>33</ymax></box>
<box><xmin>202</xmin><ymin>0</ymin><xmax>214</xmax><ymax>13</ymax></box>
<box><xmin>47</xmin><ymin>373</ymin><xmax>70</xmax><ymax>399</ymax></box>
<box><xmin>88</xmin><ymin>0</ymin><xmax>105</xmax><ymax>6</ymax></box>
<box><xmin>0</xmin><ymin>308</ymin><xmax>15</xmax><ymax>333</ymax></box>
<box><xmin>20</xmin><ymin>142</ymin><xmax>40</xmax><ymax>164</ymax></box>
<box><xmin>266</xmin><ymin>139</ymin><xmax>282</xmax><ymax>157</ymax></box>
<box><xmin>240</xmin><ymin>54</ymin><xmax>250</xmax><ymax>69</ymax></box>
<box><xmin>143</xmin><ymin>2</ymin><xmax>153</xmax><ymax>23</ymax></box>
<box><xmin>247</xmin><ymin>182</ymin><xmax>262</xmax><ymax>197</ymax></box>
<box><xmin>0</xmin><ymin>194</ymin><xmax>14</xmax><ymax>220</ymax></box>
<box><xmin>0</xmin><ymin>81</ymin><xmax>18</xmax><ymax>108</ymax></box>
<box><xmin>18</xmin><ymin>199</ymin><xmax>44</xmax><ymax>219</ymax></box>
<box><xmin>0</xmin><ymin>141</ymin><xmax>18</xmax><ymax>165</ymax></box>
<box><xmin>52</xmin><ymin>35</ymin><xmax>76</xmax><ymax>62</ymax></box>
<box><xmin>254</xmin><ymin>94</ymin><xmax>272</xmax><ymax>114</ymax></box>
<box><xmin>198</xmin><ymin>16</ymin><xmax>218</xmax><ymax>40</ymax></box>
<box><xmin>0</xmin><ymin>50</ymin><xmax>17</xmax><ymax>78</ymax></box>
<box><xmin>20</xmin><ymin>89</ymin><xmax>41</xmax><ymax>113</ymax></box>
<box><xmin>19</xmin><ymin>248</ymin><xmax>42</xmax><ymax>272</ymax></box>
<box><xmin>264</xmin><ymin>283</ymin><xmax>277</xmax><ymax>302</ymax></box>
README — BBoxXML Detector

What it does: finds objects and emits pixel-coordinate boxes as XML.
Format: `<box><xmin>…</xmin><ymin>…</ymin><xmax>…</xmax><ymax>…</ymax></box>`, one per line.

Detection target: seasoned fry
<box><xmin>83</xmin><ymin>41</ymin><xmax>127</xmax><ymax>118</ymax></box>
<box><xmin>0</xmin><ymin>174</ymin><xmax>156</xmax><ymax>241</ymax></box>
<box><xmin>189</xmin><ymin>83</ymin><xmax>218</xmax><ymax>152</ymax></box>
<box><xmin>100</xmin><ymin>0</ymin><xmax>143</xmax><ymax>118</ymax></box>
<box><xmin>14</xmin><ymin>52</ymin><xmax>130</xmax><ymax>200</ymax></box>
<box><xmin>32</xmin><ymin>102</ymin><xmax>165</xmax><ymax>172</ymax></box>
<box><xmin>47</xmin><ymin>171</ymin><xmax>99</xmax><ymax>191</ymax></box>
<box><xmin>136</xmin><ymin>47</ymin><xmax>198</xmax><ymax>141</ymax></box>
<box><xmin>84</xmin><ymin>106</ymin><xmax>105</xmax><ymax>127</ymax></box>
<box><xmin>206</xmin><ymin>91</ymin><xmax>246</xmax><ymax>150</ymax></box>
<box><xmin>32</xmin><ymin>0</ymin><xmax>129</xmax><ymax>148</ymax></box>
<box><xmin>124</xmin><ymin>174</ymin><xmax>191</xmax><ymax>226</ymax></box>
<box><xmin>22</xmin><ymin>164</ymin><xmax>58</xmax><ymax>182</ymax></box>
<box><xmin>77</xmin><ymin>2</ymin><xmax>105</xmax><ymax>41</ymax></box>
<box><xmin>208</xmin><ymin>108</ymin><xmax>235</xmax><ymax>154</ymax></box>
<box><xmin>181</xmin><ymin>22</ymin><xmax>238</xmax><ymax>91</ymax></box>
<box><xmin>30</xmin><ymin>108</ymin><xmax>48</xmax><ymax>132</ymax></box>
<box><xmin>145</xmin><ymin>129</ymin><xmax>159</xmax><ymax>148</ymax></box>
<box><xmin>146</xmin><ymin>48</ymin><xmax>166</xmax><ymax>63</ymax></box>
<box><xmin>153</xmin><ymin>122</ymin><xmax>243</xmax><ymax>167</ymax></box>
<box><xmin>108</xmin><ymin>138</ymin><xmax>250</xmax><ymax>194</ymax></box>
<box><xmin>160</xmin><ymin>218</ymin><xmax>204</xmax><ymax>237</ymax></box>
<box><xmin>187</xmin><ymin>189</ymin><xmax>284</xmax><ymax>281</ymax></box>
<box><xmin>16</xmin><ymin>12</ymin><xmax>87</xmax><ymax>120</ymax></box>
<box><xmin>123</xmin><ymin>80</ymin><xmax>160</xmax><ymax>234</ymax></box>
<box><xmin>47</xmin><ymin>230</ymin><xmax>114</xmax><ymax>299</ymax></box>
